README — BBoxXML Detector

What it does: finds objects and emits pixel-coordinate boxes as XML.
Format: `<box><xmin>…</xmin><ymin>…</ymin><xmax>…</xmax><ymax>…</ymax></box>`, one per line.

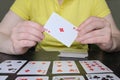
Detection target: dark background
<box><xmin>0</xmin><ymin>0</ymin><xmax>120</xmax><ymax>29</ymax></box>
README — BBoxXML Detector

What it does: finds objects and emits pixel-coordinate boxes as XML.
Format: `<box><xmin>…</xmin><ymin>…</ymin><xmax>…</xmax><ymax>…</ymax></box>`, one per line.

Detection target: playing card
<box><xmin>15</xmin><ymin>76</ymin><xmax>49</xmax><ymax>80</ymax></box>
<box><xmin>52</xmin><ymin>75</ymin><xmax>85</xmax><ymax>80</ymax></box>
<box><xmin>0</xmin><ymin>75</ymin><xmax>8</xmax><ymax>80</ymax></box>
<box><xmin>17</xmin><ymin>61</ymin><xmax>50</xmax><ymax>75</ymax></box>
<box><xmin>52</xmin><ymin>61</ymin><xmax>80</xmax><ymax>74</ymax></box>
<box><xmin>44</xmin><ymin>12</ymin><xmax>78</xmax><ymax>47</ymax></box>
<box><xmin>58</xmin><ymin>52</ymin><xmax>88</xmax><ymax>58</ymax></box>
<box><xmin>0</xmin><ymin>60</ymin><xmax>27</xmax><ymax>73</ymax></box>
<box><xmin>86</xmin><ymin>73</ymin><xmax>120</xmax><ymax>80</ymax></box>
<box><xmin>79</xmin><ymin>60</ymin><xmax>113</xmax><ymax>73</ymax></box>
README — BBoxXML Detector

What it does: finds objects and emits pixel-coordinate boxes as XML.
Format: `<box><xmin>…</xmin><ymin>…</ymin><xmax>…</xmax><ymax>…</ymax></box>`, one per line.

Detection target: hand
<box><xmin>75</xmin><ymin>16</ymin><xmax>113</xmax><ymax>51</ymax></box>
<box><xmin>10</xmin><ymin>21</ymin><xmax>45</xmax><ymax>54</ymax></box>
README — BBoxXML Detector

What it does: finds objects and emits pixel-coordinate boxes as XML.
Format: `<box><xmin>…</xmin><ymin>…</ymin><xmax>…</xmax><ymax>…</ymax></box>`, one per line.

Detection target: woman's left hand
<box><xmin>75</xmin><ymin>16</ymin><xmax>113</xmax><ymax>51</ymax></box>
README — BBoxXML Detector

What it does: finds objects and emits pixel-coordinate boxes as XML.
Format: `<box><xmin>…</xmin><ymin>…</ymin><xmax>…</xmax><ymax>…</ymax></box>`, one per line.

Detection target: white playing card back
<box><xmin>44</xmin><ymin>12</ymin><xmax>78</xmax><ymax>47</ymax></box>
<box><xmin>58</xmin><ymin>51</ymin><xmax>88</xmax><ymax>58</ymax></box>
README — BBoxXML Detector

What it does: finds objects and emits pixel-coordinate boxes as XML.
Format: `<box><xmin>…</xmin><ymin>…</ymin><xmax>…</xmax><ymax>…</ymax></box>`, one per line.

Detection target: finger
<box><xmin>76</xmin><ymin>30</ymin><xmax>105</xmax><ymax>41</ymax></box>
<box><xmin>18</xmin><ymin>40</ymin><xmax>36</xmax><ymax>48</ymax></box>
<box><xmin>23</xmin><ymin>21</ymin><xmax>45</xmax><ymax>32</ymax></box>
<box><xmin>17</xmin><ymin>33</ymin><xmax>43</xmax><ymax>42</ymax></box>
<box><xmin>19</xmin><ymin>26</ymin><xmax>45</xmax><ymax>40</ymax></box>
<box><xmin>77</xmin><ymin>16</ymin><xmax>105</xmax><ymax>31</ymax></box>
<box><xmin>79</xmin><ymin>36</ymin><xmax>109</xmax><ymax>44</ymax></box>
<box><xmin>77</xmin><ymin>21</ymin><xmax>105</xmax><ymax>37</ymax></box>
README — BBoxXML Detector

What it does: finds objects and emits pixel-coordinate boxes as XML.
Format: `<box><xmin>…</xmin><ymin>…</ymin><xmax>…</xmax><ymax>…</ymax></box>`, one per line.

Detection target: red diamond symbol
<box><xmin>59</xmin><ymin>28</ymin><xmax>64</xmax><ymax>32</ymax></box>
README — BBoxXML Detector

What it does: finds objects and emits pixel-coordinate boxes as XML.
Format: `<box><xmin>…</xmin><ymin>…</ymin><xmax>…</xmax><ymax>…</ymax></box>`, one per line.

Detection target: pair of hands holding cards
<box><xmin>11</xmin><ymin>12</ymin><xmax>112</xmax><ymax>54</ymax></box>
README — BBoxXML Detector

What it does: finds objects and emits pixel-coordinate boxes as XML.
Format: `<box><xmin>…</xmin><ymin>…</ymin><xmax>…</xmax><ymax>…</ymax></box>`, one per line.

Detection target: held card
<box><xmin>44</xmin><ymin>12</ymin><xmax>78</xmax><ymax>47</ymax></box>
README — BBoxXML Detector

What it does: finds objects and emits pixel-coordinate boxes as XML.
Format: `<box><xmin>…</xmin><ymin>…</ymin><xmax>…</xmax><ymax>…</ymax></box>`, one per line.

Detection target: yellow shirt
<box><xmin>10</xmin><ymin>0</ymin><xmax>110</xmax><ymax>52</ymax></box>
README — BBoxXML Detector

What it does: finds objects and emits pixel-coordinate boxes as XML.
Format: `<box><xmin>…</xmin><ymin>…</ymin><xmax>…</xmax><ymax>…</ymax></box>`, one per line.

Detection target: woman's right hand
<box><xmin>11</xmin><ymin>21</ymin><xmax>45</xmax><ymax>54</ymax></box>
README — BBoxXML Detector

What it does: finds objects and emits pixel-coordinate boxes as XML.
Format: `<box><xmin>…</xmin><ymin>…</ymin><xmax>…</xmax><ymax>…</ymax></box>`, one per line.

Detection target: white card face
<box><xmin>52</xmin><ymin>61</ymin><xmax>80</xmax><ymax>74</ymax></box>
<box><xmin>52</xmin><ymin>75</ymin><xmax>85</xmax><ymax>80</ymax></box>
<box><xmin>0</xmin><ymin>75</ymin><xmax>8</xmax><ymax>80</ymax></box>
<box><xmin>0</xmin><ymin>60</ymin><xmax>27</xmax><ymax>73</ymax></box>
<box><xmin>15</xmin><ymin>76</ymin><xmax>49</xmax><ymax>80</ymax></box>
<box><xmin>79</xmin><ymin>60</ymin><xmax>113</xmax><ymax>73</ymax></box>
<box><xmin>17</xmin><ymin>61</ymin><xmax>51</xmax><ymax>75</ymax></box>
<box><xmin>86</xmin><ymin>73</ymin><xmax>120</xmax><ymax>80</ymax></box>
<box><xmin>44</xmin><ymin>12</ymin><xmax>78</xmax><ymax>47</ymax></box>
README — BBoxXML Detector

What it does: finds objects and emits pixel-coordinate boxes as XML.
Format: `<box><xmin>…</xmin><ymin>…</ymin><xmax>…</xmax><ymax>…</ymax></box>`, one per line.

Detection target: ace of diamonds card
<box><xmin>44</xmin><ymin>12</ymin><xmax>78</xmax><ymax>47</ymax></box>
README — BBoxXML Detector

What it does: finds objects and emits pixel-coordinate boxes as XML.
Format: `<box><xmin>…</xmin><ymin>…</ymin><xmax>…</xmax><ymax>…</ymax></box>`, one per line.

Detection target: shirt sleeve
<box><xmin>10</xmin><ymin>0</ymin><xmax>30</xmax><ymax>20</ymax></box>
<box><xmin>92</xmin><ymin>0</ymin><xmax>111</xmax><ymax>17</ymax></box>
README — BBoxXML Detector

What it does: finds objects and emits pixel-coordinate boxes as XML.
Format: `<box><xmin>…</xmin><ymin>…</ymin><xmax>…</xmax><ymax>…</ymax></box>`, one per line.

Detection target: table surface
<box><xmin>0</xmin><ymin>48</ymin><xmax>120</xmax><ymax>80</ymax></box>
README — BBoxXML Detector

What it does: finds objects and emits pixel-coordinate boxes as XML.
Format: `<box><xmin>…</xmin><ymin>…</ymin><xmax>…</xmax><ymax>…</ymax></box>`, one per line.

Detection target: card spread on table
<box><xmin>86</xmin><ymin>73</ymin><xmax>120</xmax><ymax>80</ymax></box>
<box><xmin>52</xmin><ymin>75</ymin><xmax>85</xmax><ymax>80</ymax></box>
<box><xmin>0</xmin><ymin>60</ymin><xmax>27</xmax><ymax>73</ymax></box>
<box><xmin>15</xmin><ymin>76</ymin><xmax>49</xmax><ymax>80</ymax></box>
<box><xmin>79</xmin><ymin>60</ymin><xmax>113</xmax><ymax>73</ymax></box>
<box><xmin>52</xmin><ymin>61</ymin><xmax>80</xmax><ymax>74</ymax></box>
<box><xmin>0</xmin><ymin>75</ymin><xmax>8</xmax><ymax>80</ymax></box>
<box><xmin>44</xmin><ymin>12</ymin><xmax>78</xmax><ymax>47</ymax></box>
<box><xmin>17</xmin><ymin>61</ymin><xmax>50</xmax><ymax>75</ymax></box>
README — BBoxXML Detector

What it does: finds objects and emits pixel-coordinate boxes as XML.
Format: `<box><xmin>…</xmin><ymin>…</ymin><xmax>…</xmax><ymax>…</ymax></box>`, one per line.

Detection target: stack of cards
<box><xmin>17</xmin><ymin>61</ymin><xmax>50</xmax><ymax>75</ymax></box>
<box><xmin>79</xmin><ymin>60</ymin><xmax>113</xmax><ymax>74</ymax></box>
<box><xmin>0</xmin><ymin>60</ymin><xmax>27</xmax><ymax>73</ymax></box>
<box><xmin>52</xmin><ymin>61</ymin><xmax>80</xmax><ymax>74</ymax></box>
<box><xmin>44</xmin><ymin>12</ymin><xmax>78</xmax><ymax>47</ymax></box>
